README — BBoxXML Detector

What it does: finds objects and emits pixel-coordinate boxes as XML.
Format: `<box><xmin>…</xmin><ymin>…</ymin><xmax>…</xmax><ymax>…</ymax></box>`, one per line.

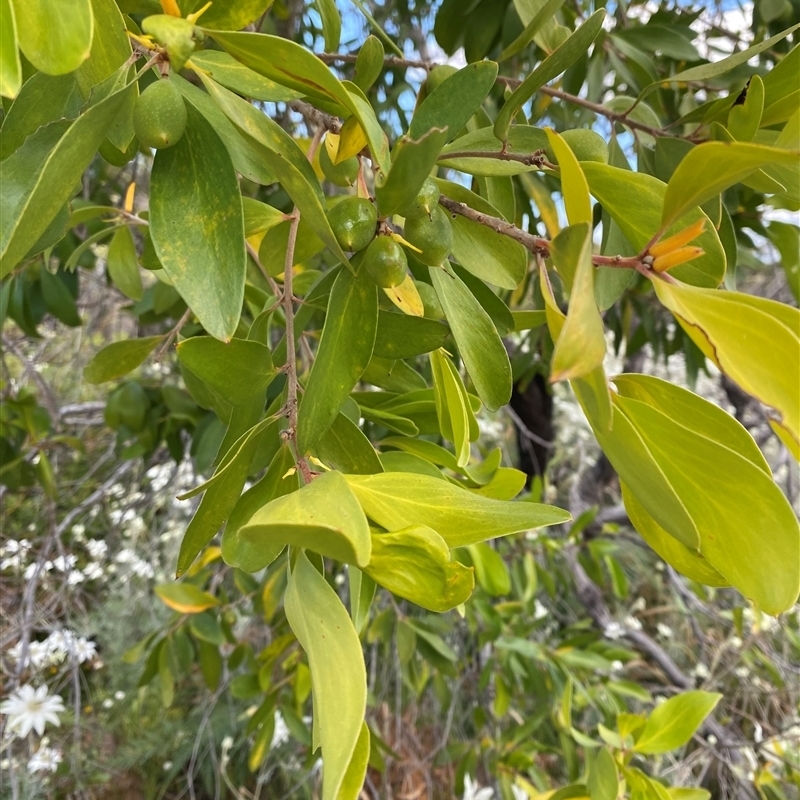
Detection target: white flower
<box><xmin>115</xmin><ymin>548</ymin><xmax>136</xmax><ymax>564</ymax></box>
<box><xmin>511</xmin><ymin>785</ymin><xmax>528</xmax><ymax>800</ymax></box>
<box><xmin>163</xmin><ymin>761</ymin><xmax>173</xmax><ymax>771</ymax></box>
<box><xmin>102</xmin><ymin>698</ymin><xmax>114</xmax><ymax>709</ymax></box>
<box><xmin>27</xmin><ymin>746</ymin><xmax>62</xmax><ymax>773</ymax></box>
<box><xmin>692</xmin><ymin>662</ymin><xmax>710</xmax><ymax>680</ymax></box>
<box><xmin>271</xmin><ymin>711</ymin><xmax>290</xmax><ymax>749</ymax></box>
<box><xmin>533</xmin><ymin>601</ymin><xmax>548</xmax><ymax>620</ymax></box>
<box><xmin>707</xmin><ymin>734</ymin><xmax>718</xmax><ymax>745</ymax></box>
<box><xmin>0</xmin><ymin>685</ymin><xmax>65</xmax><ymax>737</ymax></box>
<box><xmin>67</xmin><ymin>570</ymin><xmax>85</xmax><ymax>586</ymax></box>
<box><xmin>28</xmin><ymin>641</ymin><xmax>51</xmax><ymax>669</ymax></box>
<box><xmin>463</xmin><ymin>774</ymin><xmax>495</xmax><ymax>800</ymax></box>
<box><xmin>656</xmin><ymin>623</ymin><xmax>673</xmax><ymax>639</ymax></box>
<box><xmin>83</xmin><ymin>562</ymin><xmax>104</xmax><ymax>581</ymax></box>
<box><xmin>729</xmin><ymin>636</ymin><xmax>743</xmax><ymax>649</ymax></box>
<box><xmin>1</xmin><ymin>556</ymin><xmax>22</xmax><ymax>571</ymax></box>
<box><xmin>114</xmin><ymin>691</ymin><xmax>126</xmax><ymax>701</ymax></box>
<box><xmin>610</xmin><ymin>660</ymin><xmax>624</xmax><ymax>673</ymax></box>
<box><xmin>72</xmin><ymin>638</ymin><xmax>97</xmax><ymax>664</ymax></box>
<box><xmin>624</xmin><ymin>615</ymin><xmax>642</xmax><ymax>632</ymax></box>
<box><xmin>630</xmin><ymin>597</ymin><xmax>646</xmax><ymax>613</ymax></box>
<box><xmin>604</xmin><ymin>622</ymin><xmax>624</xmax><ymax>640</ymax></box>
<box><xmin>85</xmin><ymin>540</ymin><xmax>108</xmax><ymax>560</ymax></box>
<box><xmin>71</xmin><ymin>524</ymin><xmax>86</xmax><ymax>538</ymax></box>
<box><xmin>130</xmin><ymin>559</ymin><xmax>154</xmax><ymax>579</ymax></box>
<box><xmin>51</xmin><ymin>555</ymin><xmax>77</xmax><ymax>572</ymax></box>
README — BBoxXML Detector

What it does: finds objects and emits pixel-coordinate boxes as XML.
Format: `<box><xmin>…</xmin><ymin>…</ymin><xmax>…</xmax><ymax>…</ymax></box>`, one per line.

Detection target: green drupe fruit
<box><xmin>364</xmin><ymin>235</ymin><xmax>408</xmax><ymax>288</ymax></box>
<box><xmin>403</xmin><ymin>205</ymin><xmax>453</xmax><ymax>266</ymax></box>
<box><xmin>327</xmin><ymin>197</ymin><xmax>378</xmax><ymax>252</ymax></box>
<box><xmin>133</xmin><ymin>79</ymin><xmax>188</xmax><ymax>150</ymax></box>
<box><xmin>416</xmin><ymin>281</ymin><xmax>445</xmax><ymax>320</ymax></box>
<box><xmin>319</xmin><ymin>143</ymin><xmax>359</xmax><ymax>187</ymax></box>
<box><xmin>399</xmin><ymin>177</ymin><xmax>441</xmax><ymax>220</ymax></box>
<box><xmin>545</xmin><ymin>129</ymin><xmax>609</xmax><ymax>164</ymax></box>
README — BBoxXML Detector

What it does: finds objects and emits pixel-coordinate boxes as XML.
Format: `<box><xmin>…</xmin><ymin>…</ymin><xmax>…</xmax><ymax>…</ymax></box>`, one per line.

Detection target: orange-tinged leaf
<box><xmin>651</xmin><ymin>246</ymin><xmax>704</xmax><ymax>273</ymax></box>
<box><xmin>648</xmin><ymin>218</ymin><xmax>706</xmax><ymax>258</ymax></box>
<box><xmin>155</xmin><ymin>583</ymin><xmax>219</xmax><ymax>614</ymax></box>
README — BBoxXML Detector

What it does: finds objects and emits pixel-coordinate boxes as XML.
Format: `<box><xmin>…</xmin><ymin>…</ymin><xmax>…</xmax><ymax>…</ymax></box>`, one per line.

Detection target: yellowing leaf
<box><xmin>155</xmin><ymin>583</ymin><xmax>219</xmax><ymax>614</ymax></box>
<box><xmin>336</xmin><ymin>116</ymin><xmax>368</xmax><ymax>163</ymax></box>
<box><xmin>383</xmin><ymin>273</ymin><xmax>424</xmax><ymax>317</ymax></box>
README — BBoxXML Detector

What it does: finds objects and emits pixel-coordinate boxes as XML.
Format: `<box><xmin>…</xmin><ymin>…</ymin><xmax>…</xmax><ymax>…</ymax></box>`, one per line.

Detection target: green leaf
<box><xmin>0</xmin><ymin>83</ymin><xmax>132</xmax><ymax>279</ymax></box>
<box><xmin>0</xmin><ymin>0</ymin><xmax>21</xmax><ymax>98</ymax></box>
<box><xmin>614</xmin><ymin>392</ymin><xmax>800</xmax><ymax>614</ymax></box>
<box><xmin>353</xmin><ymin>35</ymin><xmax>384</xmax><ymax>93</ymax></box>
<box><xmin>40</xmin><ymin>268</ymin><xmax>80</xmax><ymax>326</ymax></box>
<box><xmin>298</xmin><ymin>267</ymin><xmax>378</xmax><ymax>454</ymax></box>
<box><xmin>587</xmin><ymin>748</ymin><xmax>618</xmax><ymax>800</ymax></box>
<box><xmin>439</xmin><ymin>125</ymin><xmax>549</xmax><ymax>176</ymax></box>
<box><xmin>222</xmin><ymin>445</ymin><xmax>298</xmax><ymax>572</ymax></box>
<box><xmin>155</xmin><ymin>583</ymin><xmax>219</xmax><ymax>614</ymax></box>
<box><xmin>107</xmin><ymin>227</ymin><xmax>143</xmax><ymax>301</ymax></box>
<box><xmin>348</xmin><ymin>568</ymin><xmax>375</xmax><ymax>635</ymax></box>
<box><xmin>188</xmin><ymin>0</ymin><xmax>272</xmax><ymax>30</ymax></box>
<box><xmin>582</xmin><ymin>163</ymin><xmax>726</xmax><ymax>287</ymax></box>
<box><xmin>12</xmin><ymin>0</ymin><xmax>93</xmax><ymax>75</ymax></box>
<box><xmin>209</xmin><ymin>30</ymin><xmax>390</xmax><ymax>175</ymax></box>
<box><xmin>436</xmin><ymin>179</ymin><xmax>527</xmax><ymax>289</ymax></box>
<box><xmin>284</xmin><ymin>551</ymin><xmax>366</xmax><ymax>800</ymax></box>
<box><xmin>84</xmin><ymin>336</ymin><xmax>162</xmax><ymax>384</ymax></box>
<box><xmin>621</xmin><ymin>483</ymin><xmax>729</xmax><ymax>588</ymax></box>
<box><xmin>613</xmin><ymin>24</ymin><xmax>699</xmax><ymax>62</ymax></box>
<box><xmin>408</xmin><ymin>61</ymin><xmax>498</xmax><ymax>141</ymax></box>
<box><xmin>239</xmin><ymin>471</ymin><xmax>372</xmax><ymax>567</ymax></box>
<box><xmin>545</xmin><ymin>130</ymin><xmax>592</xmax><ymax>227</ymax></box>
<box><xmin>188</xmin><ymin>50</ymin><xmax>301</xmax><ymax>102</ymax></box>
<box><xmin>345</xmin><ymin>472</ymin><xmax>570</xmax><ymax>547</ymax></box>
<box><xmin>150</xmin><ymin>104</ymin><xmax>246</xmax><ymax>342</ymax></box>
<box><xmin>652</xmin><ymin>278</ymin><xmax>800</xmax><ymax>456</ymax></box>
<box><xmin>550</xmin><ymin>224</ymin><xmax>606</xmax><ymax>382</ymax></box>
<box><xmin>375</xmin><ymin>127</ymin><xmax>450</xmax><ymax>218</ymax></box>
<box><xmin>0</xmin><ymin>72</ymin><xmax>83</xmax><ymax>161</ymax></box>
<box><xmin>177</xmin><ymin>336</ymin><xmax>275</xmax><ymax>406</ymax></box>
<box><xmin>336</xmin><ymin>721</ymin><xmax>370</xmax><ymax>800</ymax></box>
<box><xmin>373</xmin><ymin>311</ymin><xmax>449</xmax><ymax>360</ymax></box>
<box><xmin>365</xmin><ymin>525</ymin><xmax>474</xmax><ymax>612</ymax></box>
<box><xmin>315</xmin><ymin>412</ymin><xmax>384</xmax><ymax>475</ymax></box>
<box><xmin>634</xmin><ymin>692</ymin><xmax>722</xmax><ymax>754</ymax></box>
<box><xmin>142</xmin><ymin>14</ymin><xmax>196</xmax><ymax>72</ymax></box>
<box><xmin>379</xmin><ymin>436</ymin><xmax>460</xmax><ymax>472</ymax></box>
<box><xmin>77</xmin><ymin>0</ymin><xmax>132</xmax><ymax>97</ymax></box>
<box><xmin>499</xmin><ymin>0</ymin><xmax>567</xmax><ymax>61</ymax></box>
<box><xmin>727</xmin><ymin>75</ymin><xmax>764</xmax><ymax>142</ymax></box>
<box><xmin>430</xmin><ymin>349</ymin><xmax>472</xmax><ymax>467</ymax></box>
<box><xmin>661</xmin><ymin>141</ymin><xmax>800</xmax><ymax>230</ymax></box>
<box><xmin>431</xmin><ymin>266</ymin><xmax>512</xmax><ymax>411</ymax></box>
<box><xmin>317</xmin><ymin>0</ymin><xmax>341</xmax><ymax>52</ymax></box>
<box><xmin>200</xmin><ymin>75</ymin><xmax>350</xmax><ymax>264</ymax></box>
<box><xmin>465</xmin><ymin>542</ymin><xmax>510</xmax><ymax>596</ymax></box>
<box><xmin>494</xmin><ymin>10</ymin><xmax>606</xmax><ymax>142</ymax></box>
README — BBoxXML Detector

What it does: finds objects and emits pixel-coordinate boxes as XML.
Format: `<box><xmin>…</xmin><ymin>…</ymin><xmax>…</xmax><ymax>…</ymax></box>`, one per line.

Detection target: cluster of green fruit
<box><xmin>322</xmin><ymin>156</ymin><xmax>452</xmax><ymax>290</ymax></box>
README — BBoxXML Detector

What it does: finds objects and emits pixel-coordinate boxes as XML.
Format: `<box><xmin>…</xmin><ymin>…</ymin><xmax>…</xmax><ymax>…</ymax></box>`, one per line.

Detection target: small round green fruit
<box><xmin>133</xmin><ymin>79</ymin><xmax>188</xmax><ymax>150</ymax></box>
<box><xmin>403</xmin><ymin>205</ymin><xmax>453</xmax><ymax>266</ymax></box>
<box><xmin>319</xmin><ymin>143</ymin><xmax>359</xmax><ymax>187</ymax></box>
<box><xmin>327</xmin><ymin>196</ymin><xmax>378</xmax><ymax>252</ymax></box>
<box><xmin>364</xmin><ymin>235</ymin><xmax>408</xmax><ymax>288</ymax></box>
<box><xmin>415</xmin><ymin>281</ymin><xmax>445</xmax><ymax>320</ymax></box>
<box><xmin>399</xmin><ymin>177</ymin><xmax>440</xmax><ymax>220</ymax></box>
<box><xmin>545</xmin><ymin>129</ymin><xmax>609</xmax><ymax>164</ymax></box>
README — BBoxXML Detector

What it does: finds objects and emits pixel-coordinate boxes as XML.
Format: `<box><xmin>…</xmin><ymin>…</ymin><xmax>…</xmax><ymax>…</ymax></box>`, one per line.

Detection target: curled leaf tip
<box><xmin>653</xmin><ymin>246</ymin><xmax>705</xmax><ymax>273</ymax></box>
<box><xmin>649</xmin><ymin>218</ymin><xmax>706</xmax><ymax>258</ymax></box>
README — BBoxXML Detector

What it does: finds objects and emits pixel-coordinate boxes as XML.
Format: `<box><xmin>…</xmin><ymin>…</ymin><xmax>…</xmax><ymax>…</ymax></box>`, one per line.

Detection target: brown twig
<box><xmin>153</xmin><ymin>306</ymin><xmax>192</xmax><ymax>361</ymax></box>
<box><xmin>438</xmin><ymin>148</ymin><xmax>555</xmax><ymax>169</ymax></box>
<box><xmin>289</xmin><ymin>100</ymin><xmax>341</xmax><ymax>134</ymax></box>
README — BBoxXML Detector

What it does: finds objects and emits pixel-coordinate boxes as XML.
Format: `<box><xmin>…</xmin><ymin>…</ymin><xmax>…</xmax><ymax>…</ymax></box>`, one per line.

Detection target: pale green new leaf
<box><xmin>545</xmin><ymin>130</ymin><xmax>592</xmax><ymax>227</ymax></box>
<box><xmin>634</xmin><ymin>692</ymin><xmax>722</xmax><ymax>754</ymax></box>
<box><xmin>364</xmin><ymin>525</ymin><xmax>474</xmax><ymax>612</ymax></box>
<box><xmin>284</xmin><ymin>551</ymin><xmax>367</xmax><ymax>800</ymax></box>
<box><xmin>0</xmin><ymin>0</ymin><xmax>21</xmax><ymax>98</ymax></box>
<box><xmin>150</xmin><ymin>105</ymin><xmax>246</xmax><ymax>343</ymax></box>
<box><xmin>239</xmin><ymin>471</ymin><xmax>372</xmax><ymax>567</ymax></box>
<box><xmin>550</xmin><ymin>223</ymin><xmax>606</xmax><ymax>382</ymax></box>
<box><xmin>345</xmin><ymin>472</ymin><xmax>570</xmax><ymax>547</ymax></box>
<box><xmin>430</xmin><ymin>349</ymin><xmax>471</xmax><ymax>468</ymax></box>
<box><xmin>12</xmin><ymin>0</ymin><xmax>93</xmax><ymax>76</ymax></box>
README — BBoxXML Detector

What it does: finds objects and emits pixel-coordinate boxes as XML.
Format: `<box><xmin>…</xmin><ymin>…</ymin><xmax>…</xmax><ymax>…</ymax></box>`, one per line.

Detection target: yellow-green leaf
<box><xmin>155</xmin><ymin>583</ymin><xmax>219</xmax><ymax>614</ymax></box>
<box><xmin>84</xmin><ymin>336</ymin><xmax>162</xmax><ymax>384</ymax></box>
<box><xmin>634</xmin><ymin>692</ymin><xmax>722</xmax><ymax>755</ymax></box>
<box><xmin>0</xmin><ymin>0</ymin><xmax>21</xmax><ymax>98</ymax></box>
<box><xmin>284</xmin><ymin>551</ymin><xmax>367</xmax><ymax>800</ymax></box>
<box><xmin>239</xmin><ymin>471</ymin><xmax>372</xmax><ymax>567</ymax></box>
<box><xmin>12</xmin><ymin>0</ymin><xmax>93</xmax><ymax>76</ymax></box>
<box><xmin>545</xmin><ymin>130</ymin><xmax>592</xmax><ymax>227</ymax></box>
<box><xmin>430</xmin><ymin>349</ymin><xmax>472</xmax><ymax>468</ymax></box>
<box><xmin>727</xmin><ymin>75</ymin><xmax>764</xmax><ymax>142</ymax></box>
<box><xmin>345</xmin><ymin>472</ymin><xmax>570</xmax><ymax>547</ymax></box>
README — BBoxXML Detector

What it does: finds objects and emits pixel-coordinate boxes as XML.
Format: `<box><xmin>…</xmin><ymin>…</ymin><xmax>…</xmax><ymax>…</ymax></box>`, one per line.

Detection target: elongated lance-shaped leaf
<box><xmin>298</xmin><ymin>267</ymin><xmax>378</xmax><ymax>454</ymax></box>
<box><xmin>550</xmin><ymin>223</ymin><xmax>607</xmax><ymax>382</ymax></box>
<box><xmin>430</xmin><ymin>349</ymin><xmax>471</xmax><ymax>468</ymax></box>
<box><xmin>150</xmin><ymin>104</ymin><xmax>246</xmax><ymax>343</ymax></box>
<box><xmin>199</xmin><ymin>75</ymin><xmax>351</xmax><ymax>266</ymax></box>
<box><xmin>544</xmin><ymin>130</ymin><xmax>592</xmax><ymax>227</ymax></box>
<box><xmin>409</xmin><ymin>61</ymin><xmax>498</xmax><ymax>141</ymax></box>
<box><xmin>430</xmin><ymin>267</ymin><xmax>512</xmax><ymax>411</ymax></box>
<box><xmin>661</xmin><ymin>142</ymin><xmax>800</xmax><ymax>230</ymax></box>
<box><xmin>285</xmin><ymin>551</ymin><xmax>367</xmax><ymax>800</ymax></box>
<box><xmin>494</xmin><ymin>10</ymin><xmax>606</xmax><ymax>142</ymax></box>
<box><xmin>208</xmin><ymin>31</ymin><xmax>390</xmax><ymax>175</ymax></box>
<box><xmin>634</xmin><ymin>692</ymin><xmax>722</xmax><ymax>755</ymax></box>
<box><xmin>651</xmin><ymin>277</ymin><xmax>800</xmax><ymax>455</ymax></box>
<box><xmin>0</xmin><ymin>0</ymin><xmax>22</xmax><ymax>98</ymax></box>
<box><xmin>499</xmin><ymin>0</ymin><xmax>567</xmax><ymax>61</ymax></box>
<box><xmin>345</xmin><ymin>472</ymin><xmax>570</xmax><ymax>547</ymax></box>
<box><xmin>1</xmin><ymin>82</ymin><xmax>131</xmax><ymax>278</ymax></box>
